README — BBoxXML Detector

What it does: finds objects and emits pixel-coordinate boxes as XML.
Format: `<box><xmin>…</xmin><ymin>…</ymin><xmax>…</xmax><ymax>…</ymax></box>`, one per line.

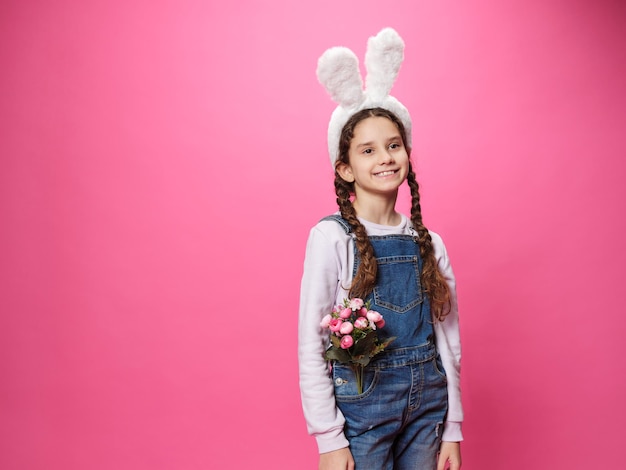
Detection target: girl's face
<box><xmin>337</xmin><ymin>116</ymin><xmax>409</xmax><ymax>199</ymax></box>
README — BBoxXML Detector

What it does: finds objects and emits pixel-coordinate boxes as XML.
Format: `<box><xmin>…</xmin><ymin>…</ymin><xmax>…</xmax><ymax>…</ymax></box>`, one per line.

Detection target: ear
<box><xmin>336</xmin><ymin>161</ymin><xmax>355</xmax><ymax>183</ymax></box>
<box><xmin>365</xmin><ymin>27</ymin><xmax>404</xmax><ymax>101</ymax></box>
<box><xmin>317</xmin><ymin>47</ymin><xmax>365</xmax><ymax>110</ymax></box>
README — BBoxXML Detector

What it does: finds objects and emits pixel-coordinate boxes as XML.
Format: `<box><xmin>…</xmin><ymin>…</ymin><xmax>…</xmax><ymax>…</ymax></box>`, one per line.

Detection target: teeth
<box><xmin>376</xmin><ymin>170</ymin><xmax>395</xmax><ymax>177</ymax></box>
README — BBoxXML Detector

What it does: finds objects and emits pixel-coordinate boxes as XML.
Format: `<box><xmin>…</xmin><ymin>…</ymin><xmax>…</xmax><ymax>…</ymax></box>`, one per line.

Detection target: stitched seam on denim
<box><xmin>432</xmin><ymin>356</ymin><xmax>448</xmax><ymax>383</ymax></box>
<box><xmin>369</xmin><ymin>347</ymin><xmax>437</xmax><ymax>369</ymax></box>
<box><xmin>319</xmin><ymin>214</ymin><xmax>352</xmax><ymax>234</ymax></box>
<box><xmin>368</xmin><ymin>235</ymin><xmax>416</xmax><ymax>242</ymax></box>
<box><xmin>407</xmin><ymin>362</ymin><xmax>423</xmax><ymax>411</ymax></box>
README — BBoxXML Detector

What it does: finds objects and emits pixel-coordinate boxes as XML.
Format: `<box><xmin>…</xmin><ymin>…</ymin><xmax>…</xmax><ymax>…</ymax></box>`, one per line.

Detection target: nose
<box><xmin>379</xmin><ymin>149</ymin><xmax>394</xmax><ymax>164</ymax></box>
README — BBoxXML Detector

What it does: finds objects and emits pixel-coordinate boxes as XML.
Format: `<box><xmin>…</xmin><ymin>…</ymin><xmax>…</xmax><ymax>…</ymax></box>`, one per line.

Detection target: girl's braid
<box><xmin>334</xmin><ymin>175</ymin><xmax>377</xmax><ymax>300</ymax></box>
<box><xmin>406</xmin><ymin>162</ymin><xmax>451</xmax><ymax>320</ymax></box>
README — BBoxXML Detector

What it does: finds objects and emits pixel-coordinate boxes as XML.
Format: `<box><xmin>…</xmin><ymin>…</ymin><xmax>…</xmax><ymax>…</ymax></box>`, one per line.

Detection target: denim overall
<box><xmin>324</xmin><ymin>215</ymin><xmax>448</xmax><ymax>470</ymax></box>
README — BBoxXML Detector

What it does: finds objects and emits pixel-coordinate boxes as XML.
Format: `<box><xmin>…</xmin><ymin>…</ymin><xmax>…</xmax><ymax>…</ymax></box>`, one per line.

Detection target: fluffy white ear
<box><xmin>316</xmin><ymin>46</ymin><xmax>365</xmax><ymax>110</ymax></box>
<box><xmin>364</xmin><ymin>27</ymin><xmax>405</xmax><ymax>102</ymax></box>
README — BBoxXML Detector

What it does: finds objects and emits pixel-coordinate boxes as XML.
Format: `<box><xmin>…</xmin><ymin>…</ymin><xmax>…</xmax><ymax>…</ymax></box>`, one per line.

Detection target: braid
<box><xmin>334</xmin><ymin>174</ymin><xmax>377</xmax><ymax>299</ymax></box>
<box><xmin>406</xmin><ymin>162</ymin><xmax>451</xmax><ymax>321</ymax></box>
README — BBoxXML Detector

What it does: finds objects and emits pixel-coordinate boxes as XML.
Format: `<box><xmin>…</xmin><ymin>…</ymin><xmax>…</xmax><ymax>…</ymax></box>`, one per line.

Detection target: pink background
<box><xmin>1</xmin><ymin>0</ymin><xmax>625</xmax><ymax>469</ymax></box>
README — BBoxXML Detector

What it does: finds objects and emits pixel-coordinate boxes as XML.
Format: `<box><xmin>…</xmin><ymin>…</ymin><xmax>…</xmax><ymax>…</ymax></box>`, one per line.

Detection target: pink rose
<box><xmin>320</xmin><ymin>314</ymin><xmax>332</xmax><ymax>328</ymax></box>
<box><xmin>358</xmin><ymin>307</ymin><xmax>368</xmax><ymax>317</ymax></box>
<box><xmin>329</xmin><ymin>318</ymin><xmax>343</xmax><ymax>332</ymax></box>
<box><xmin>349</xmin><ymin>298</ymin><xmax>364</xmax><ymax>310</ymax></box>
<box><xmin>339</xmin><ymin>308</ymin><xmax>352</xmax><ymax>319</ymax></box>
<box><xmin>340</xmin><ymin>335</ymin><xmax>354</xmax><ymax>349</ymax></box>
<box><xmin>339</xmin><ymin>321</ymin><xmax>354</xmax><ymax>335</ymax></box>
<box><xmin>354</xmin><ymin>317</ymin><xmax>369</xmax><ymax>329</ymax></box>
<box><xmin>366</xmin><ymin>310</ymin><xmax>383</xmax><ymax>323</ymax></box>
<box><xmin>375</xmin><ymin>319</ymin><xmax>386</xmax><ymax>329</ymax></box>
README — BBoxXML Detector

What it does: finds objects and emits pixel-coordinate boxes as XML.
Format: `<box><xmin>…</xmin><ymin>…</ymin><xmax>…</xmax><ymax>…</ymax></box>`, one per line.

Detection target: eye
<box><xmin>389</xmin><ymin>142</ymin><xmax>401</xmax><ymax>150</ymax></box>
<box><xmin>363</xmin><ymin>148</ymin><xmax>374</xmax><ymax>155</ymax></box>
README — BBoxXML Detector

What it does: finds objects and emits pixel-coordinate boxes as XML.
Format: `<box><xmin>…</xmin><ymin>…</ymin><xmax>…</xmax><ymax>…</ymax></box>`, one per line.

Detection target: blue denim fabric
<box><xmin>360</xmin><ymin>235</ymin><xmax>432</xmax><ymax>348</ymax></box>
<box><xmin>323</xmin><ymin>215</ymin><xmax>448</xmax><ymax>469</ymax></box>
<box><xmin>332</xmin><ymin>344</ymin><xmax>448</xmax><ymax>469</ymax></box>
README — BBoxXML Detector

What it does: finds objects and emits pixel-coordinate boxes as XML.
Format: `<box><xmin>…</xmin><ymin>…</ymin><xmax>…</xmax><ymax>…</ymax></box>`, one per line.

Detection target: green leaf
<box><xmin>371</xmin><ymin>336</ymin><xmax>397</xmax><ymax>355</ymax></box>
<box><xmin>351</xmin><ymin>330</ymin><xmax>378</xmax><ymax>357</ymax></box>
<box><xmin>329</xmin><ymin>335</ymin><xmax>342</xmax><ymax>349</ymax></box>
<box><xmin>352</xmin><ymin>356</ymin><xmax>372</xmax><ymax>367</ymax></box>
<box><xmin>379</xmin><ymin>336</ymin><xmax>397</xmax><ymax>349</ymax></box>
<box><xmin>325</xmin><ymin>347</ymin><xmax>351</xmax><ymax>363</ymax></box>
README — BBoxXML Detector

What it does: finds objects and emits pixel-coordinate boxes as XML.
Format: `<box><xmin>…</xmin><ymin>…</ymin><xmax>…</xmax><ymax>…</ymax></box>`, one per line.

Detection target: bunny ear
<box><xmin>316</xmin><ymin>46</ymin><xmax>365</xmax><ymax>110</ymax></box>
<box><xmin>364</xmin><ymin>28</ymin><xmax>405</xmax><ymax>102</ymax></box>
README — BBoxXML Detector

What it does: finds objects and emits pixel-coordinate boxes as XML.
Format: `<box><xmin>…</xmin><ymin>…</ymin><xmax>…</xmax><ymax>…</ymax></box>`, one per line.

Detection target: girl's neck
<box><xmin>352</xmin><ymin>194</ymin><xmax>401</xmax><ymax>226</ymax></box>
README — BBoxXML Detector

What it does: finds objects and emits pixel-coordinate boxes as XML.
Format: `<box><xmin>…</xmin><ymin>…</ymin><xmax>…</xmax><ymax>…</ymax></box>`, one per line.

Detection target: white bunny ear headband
<box><xmin>317</xmin><ymin>27</ymin><xmax>412</xmax><ymax>166</ymax></box>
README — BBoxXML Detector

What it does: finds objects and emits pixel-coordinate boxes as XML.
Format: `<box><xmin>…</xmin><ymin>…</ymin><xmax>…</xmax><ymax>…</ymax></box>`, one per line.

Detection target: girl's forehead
<box><xmin>352</xmin><ymin>116</ymin><xmax>401</xmax><ymax>140</ymax></box>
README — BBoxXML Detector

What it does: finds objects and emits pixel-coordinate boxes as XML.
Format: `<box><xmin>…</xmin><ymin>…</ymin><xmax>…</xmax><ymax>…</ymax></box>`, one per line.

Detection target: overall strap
<box><xmin>319</xmin><ymin>214</ymin><xmax>352</xmax><ymax>234</ymax></box>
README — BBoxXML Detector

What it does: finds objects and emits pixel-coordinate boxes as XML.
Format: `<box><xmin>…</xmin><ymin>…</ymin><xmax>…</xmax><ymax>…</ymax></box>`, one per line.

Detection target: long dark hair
<box><xmin>334</xmin><ymin>107</ymin><xmax>451</xmax><ymax>321</ymax></box>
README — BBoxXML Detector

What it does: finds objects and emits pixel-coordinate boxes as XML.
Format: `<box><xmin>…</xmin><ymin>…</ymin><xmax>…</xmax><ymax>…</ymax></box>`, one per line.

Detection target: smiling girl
<box><xmin>298</xmin><ymin>29</ymin><xmax>463</xmax><ymax>470</ymax></box>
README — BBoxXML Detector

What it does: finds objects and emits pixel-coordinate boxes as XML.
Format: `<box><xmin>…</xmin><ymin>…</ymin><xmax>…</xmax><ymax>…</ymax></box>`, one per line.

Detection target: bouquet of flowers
<box><xmin>320</xmin><ymin>298</ymin><xmax>395</xmax><ymax>394</ymax></box>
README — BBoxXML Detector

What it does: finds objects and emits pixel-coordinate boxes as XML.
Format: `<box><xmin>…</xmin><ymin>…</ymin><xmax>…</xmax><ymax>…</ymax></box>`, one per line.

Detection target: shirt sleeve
<box><xmin>298</xmin><ymin>225</ymin><xmax>350</xmax><ymax>453</ymax></box>
<box><xmin>430</xmin><ymin>231</ymin><xmax>464</xmax><ymax>442</ymax></box>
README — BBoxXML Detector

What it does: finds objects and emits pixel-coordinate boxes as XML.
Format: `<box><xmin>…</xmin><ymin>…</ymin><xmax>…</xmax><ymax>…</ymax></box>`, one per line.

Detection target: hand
<box><xmin>319</xmin><ymin>447</ymin><xmax>355</xmax><ymax>470</ymax></box>
<box><xmin>437</xmin><ymin>441</ymin><xmax>461</xmax><ymax>470</ymax></box>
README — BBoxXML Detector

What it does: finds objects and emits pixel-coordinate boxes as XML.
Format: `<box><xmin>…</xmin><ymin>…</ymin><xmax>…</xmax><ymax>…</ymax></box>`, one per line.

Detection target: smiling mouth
<box><xmin>375</xmin><ymin>170</ymin><xmax>398</xmax><ymax>177</ymax></box>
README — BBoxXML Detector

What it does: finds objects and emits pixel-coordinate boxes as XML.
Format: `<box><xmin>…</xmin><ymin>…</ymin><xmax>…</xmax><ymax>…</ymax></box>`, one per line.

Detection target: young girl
<box><xmin>298</xmin><ymin>29</ymin><xmax>463</xmax><ymax>470</ymax></box>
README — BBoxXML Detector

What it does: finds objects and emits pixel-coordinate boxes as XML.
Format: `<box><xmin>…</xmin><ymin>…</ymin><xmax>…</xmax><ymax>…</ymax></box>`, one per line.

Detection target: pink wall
<box><xmin>1</xmin><ymin>0</ymin><xmax>625</xmax><ymax>468</ymax></box>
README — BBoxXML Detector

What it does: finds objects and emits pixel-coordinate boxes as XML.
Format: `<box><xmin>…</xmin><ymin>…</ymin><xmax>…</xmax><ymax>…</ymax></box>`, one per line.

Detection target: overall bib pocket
<box><xmin>373</xmin><ymin>255</ymin><xmax>423</xmax><ymax>313</ymax></box>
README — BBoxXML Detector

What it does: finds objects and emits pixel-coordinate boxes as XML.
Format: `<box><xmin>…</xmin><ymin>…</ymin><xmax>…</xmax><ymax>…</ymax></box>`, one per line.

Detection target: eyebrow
<box><xmin>354</xmin><ymin>136</ymin><xmax>402</xmax><ymax>149</ymax></box>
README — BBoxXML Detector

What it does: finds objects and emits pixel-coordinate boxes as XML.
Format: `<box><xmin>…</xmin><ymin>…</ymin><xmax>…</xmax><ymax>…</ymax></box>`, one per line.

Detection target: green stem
<box><xmin>352</xmin><ymin>364</ymin><xmax>364</xmax><ymax>395</ymax></box>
